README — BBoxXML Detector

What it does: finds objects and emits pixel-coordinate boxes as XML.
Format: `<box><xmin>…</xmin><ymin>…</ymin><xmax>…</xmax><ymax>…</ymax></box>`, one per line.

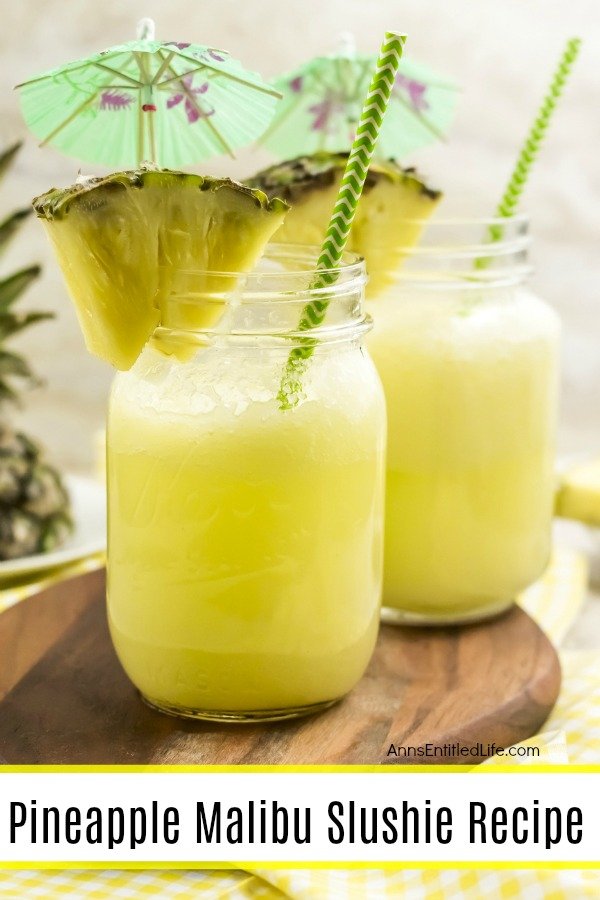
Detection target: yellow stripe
<box><xmin>0</xmin><ymin>861</ymin><xmax>598</xmax><ymax>871</ymax></box>
<box><xmin>1</xmin><ymin>763</ymin><xmax>598</xmax><ymax>773</ymax></box>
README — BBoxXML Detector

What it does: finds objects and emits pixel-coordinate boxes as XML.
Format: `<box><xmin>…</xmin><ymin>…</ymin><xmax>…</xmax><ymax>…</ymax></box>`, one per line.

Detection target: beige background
<box><xmin>0</xmin><ymin>0</ymin><xmax>598</xmax><ymax>474</ymax></box>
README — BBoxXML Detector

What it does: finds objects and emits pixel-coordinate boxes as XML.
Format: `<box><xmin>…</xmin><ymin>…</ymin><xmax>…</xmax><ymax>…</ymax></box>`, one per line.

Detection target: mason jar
<box><xmin>107</xmin><ymin>246</ymin><xmax>386</xmax><ymax>721</ymax></box>
<box><xmin>367</xmin><ymin>216</ymin><xmax>560</xmax><ymax>624</ymax></box>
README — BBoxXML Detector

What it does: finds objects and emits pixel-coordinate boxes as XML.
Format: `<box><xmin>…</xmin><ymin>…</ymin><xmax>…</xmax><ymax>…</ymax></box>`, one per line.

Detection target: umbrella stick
<box><xmin>16</xmin><ymin>58</ymin><xmax>92</xmax><ymax>89</ymax></box>
<box><xmin>198</xmin><ymin>112</ymin><xmax>235</xmax><ymax>160</ymax></box>
<box><xmin>152</xmin><ymin>51</ymin><xmax>176</xmax><ymax>85</ymax></box>
<box><xmin>160</xmin><ymin>54</ymin><xmax>236</xmax><ymax>158</ymax></box>
<box><xmin>157</xmin><ymin>65</ymin><xmax>214</xmax><ymax>87</ymax></box>
<box><xmin>93</xmin><ymin>62</ymin><xmax>142</xmax><ymax>87</ymax></box>
<box><xmin>157</xmin><ymin>62</ymin><xmax>270</xmax><ymax>91</ymax></box>
<box><xmin>133</xmin><ymin>51</ymin><xmax>151</xmax><ymax>84</ymax></box>
<box><xmin>133</xmin><ymin>51</ymin><xmax>158</xmax><ymax>165</ymax></box>
<box><xmin>393</xmin><ymin>91</ymin><xmax>447</xmax><ymax>142</ymax></box>
<box><xmin>137</xmin><ymin>100</ymin><xmax>145</xmax><ymax>166</ymax></box>
<box><xmin>147</xmin><ymin>111</ymin><xmax>157</xmax><ymax>164</ymax></box>
<box><xmin>257</xmin><ymin>97</ymin><xmax>301</xmax><ymax>145</ymax></box>
<box><xmin>317</xmin><ymin>124</ymin><xmax>328</xmax><ymax>152</ymax></box>
<box><xmin>176</xmin><ymin>51</ymin><xmax>282</xmax><ymax>98</ymax></box>
<box><xmin>39</xmin><ymin>90</ymin><xmax>100</xmax><ymax>146</ymax></box>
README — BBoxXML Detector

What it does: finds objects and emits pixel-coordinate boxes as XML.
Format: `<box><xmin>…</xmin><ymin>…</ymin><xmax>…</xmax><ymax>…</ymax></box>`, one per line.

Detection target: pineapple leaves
<box><xmin>0</xmin><ymin>142</ymin><xmax>22</xmax><ymax>184</ymax></box>
<box><xmin>0</xmin><ymin>349</ymin><xmax>36</xmax><ymax>379</ymax></box>
<box><xmin>0</xmin><ymin>208</ymin><xmax>32</xmax><ymax>256</ymax></box>
<box><xmin>0</xmin><ymin>144</ymin><xmax>72</xmax><ymax>559</ymax></box>
<box><xmin>0</xmin><ymin>265</ymin><xmax>42</xmax><ymax>311</ymax></box>
<box><xmin>0</xmin><ymin>145</ymin><xmax>50</xmax><ymax>409</ymax></box>
<box><xmin>0</xmin><ymin>349</ymin><xmax>40</xmax><ymax>406</ymax></box>
<box><xmin>0</xmin><ymin>310</ymin><xmax>53</xmax><ymax>342</ymax></box>
<box><xmin>0</xmin><ymin>144</ymin><xmax>35</xmax><ymax>258</ymax></box>
<box><xmin>0</xmin><ymin>381</ymin><xmax>19</xmax><ymax>404</ymax></box>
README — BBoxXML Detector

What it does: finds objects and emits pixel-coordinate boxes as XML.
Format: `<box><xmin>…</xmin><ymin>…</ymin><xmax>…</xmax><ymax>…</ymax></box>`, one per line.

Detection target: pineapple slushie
<box><xmin>35</xmin><ymin>172</ymin><xmax>386</xmax><ymax>719</ymax></box>
<box><xmin>368</xmin><ymin>267</ymin><xmax>559</xmax><ymax>623</ymax></box>
<box><xmin>107</xmin><ymin>253</ymin><xmax>386</xmax><ymax>719</ymax></box>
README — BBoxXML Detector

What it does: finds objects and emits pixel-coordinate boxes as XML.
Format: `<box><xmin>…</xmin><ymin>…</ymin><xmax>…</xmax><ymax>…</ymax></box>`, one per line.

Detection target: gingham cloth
<box><xmin>0</xmin><ymin>547</ymin><xmax>598</xmax><ymax>899</ymax></box>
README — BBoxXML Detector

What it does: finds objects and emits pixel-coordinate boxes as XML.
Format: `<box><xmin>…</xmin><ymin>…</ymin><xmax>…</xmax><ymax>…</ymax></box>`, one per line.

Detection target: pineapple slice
<box><xmin>248</xmin><ymin>153</ymin><xmax>442</xmax><ymax>296</ymax></box>
<box><xmin>33</xmin><ymin>170</ymin><xmax>288</xmax><ymax>370</ymax></box>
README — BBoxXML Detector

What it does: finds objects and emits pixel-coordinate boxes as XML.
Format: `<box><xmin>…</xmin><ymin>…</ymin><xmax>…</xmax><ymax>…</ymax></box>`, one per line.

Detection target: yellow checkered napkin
<box><xmin>0</xmin><ymin>548</ymin><xmax>598</xmax><ymax>898</ymax></box>
<box><xmin>548</xmin><ymin>651</ymin><xmax>600</xmax><ymax>764</ymax></box>
<box><xmin>255</xmin><ymin>869</ymin><xmax>600</xmax><ymax>899</ymax></box>
<box><xmin>518</xmin><ymin>546</ymin><xmax>588</xmax><ymax>645</ymax></box>
<box><xmin>1</xmin><ymin>865</ymin><xmax>599</xmax><ymax>899</ymax></box>
<box><xmin>0</xmin><ymin>871</ymin><xmax>286</xmax><ymax>899</ymax></box>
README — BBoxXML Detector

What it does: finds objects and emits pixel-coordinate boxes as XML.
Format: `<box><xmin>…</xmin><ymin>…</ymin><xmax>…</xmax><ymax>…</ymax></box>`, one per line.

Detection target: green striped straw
<box><xmin>278</xmin><ymin>31</ymin><xmax>407</xmax><ymax>410</ymax></box>
<box><xmin>480</xmin><ymin>36</ymin><xmax>581</xmax><ymax>256</ymax></box>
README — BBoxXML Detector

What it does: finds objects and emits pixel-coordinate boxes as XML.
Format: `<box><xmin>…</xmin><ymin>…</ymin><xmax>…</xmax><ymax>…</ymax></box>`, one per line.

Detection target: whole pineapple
<box><xmin>0</xmin><ymin>142</ymin><xmax>72</xmax><ymax>561</ymax></box>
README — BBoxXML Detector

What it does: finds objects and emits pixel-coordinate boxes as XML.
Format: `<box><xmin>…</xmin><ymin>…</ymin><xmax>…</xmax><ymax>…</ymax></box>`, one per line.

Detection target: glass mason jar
<box><xmin>366</xmin><ymin>216</ymin><xmax>560</xmax><ymax>625</ymax></box>
<box><xmin>107</xmin><ymin>246</ymin><xmax>386</xmax><ymax>721</ymax></box>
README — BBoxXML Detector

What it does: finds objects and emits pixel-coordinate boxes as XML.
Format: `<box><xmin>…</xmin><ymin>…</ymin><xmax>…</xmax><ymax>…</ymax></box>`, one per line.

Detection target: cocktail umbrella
<box><xmin>259</xmin><ymin>33</ymin><xmax>458</xmax><ymax>160</ymax></box>
<box><xmin>16</xmin><ymin>18</ymin><xmax>280</xmax><ymax>168</ymax></box>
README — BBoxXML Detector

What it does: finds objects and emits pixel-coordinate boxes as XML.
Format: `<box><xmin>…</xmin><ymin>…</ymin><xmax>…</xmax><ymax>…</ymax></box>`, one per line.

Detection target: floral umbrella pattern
<box><xmin>260</xmin><ymin>49</ymin><xmax>458</xmax><ymax>160</ymax></box>
<box><xmin>16</xmin><ymin>29</ymin><xmax>281</xmax><ymax>168</ymax></box>
<box><xmin>166</xmin><ymin>75</ymin><xmax>213</xmax><ymax>123</ymax></box>
<box><xmin>394</xmin><ymin>73</ymin><xmax>430</xmax><ymax>112</ymax></box>
<box><xmin>99</xmin><ymin>90</ymin><xmax>134</xmax><ymax>111</ymax></box>
<box><xmin>308</xmin><ymin>91</ymin><xmax>348</xmax><ymax>133</ymax></box>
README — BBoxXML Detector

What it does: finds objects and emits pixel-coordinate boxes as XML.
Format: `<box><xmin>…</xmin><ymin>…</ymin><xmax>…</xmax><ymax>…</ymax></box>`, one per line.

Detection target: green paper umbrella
<box><xmin>16</xmin><ymin>18</ymin><xmax>280</xmax><ymax>168</ymax></box>
<box><xmin>260</xmin><ymin>33</ymin><xmax>458</xmax><ymax>160</ymax></box>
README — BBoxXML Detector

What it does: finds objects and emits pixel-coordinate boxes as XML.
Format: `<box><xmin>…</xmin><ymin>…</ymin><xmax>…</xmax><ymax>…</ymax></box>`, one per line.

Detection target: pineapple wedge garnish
<box><xmin>33</xmin><ymin>170</ymin><xmax>288</xmax><ymax>370</ymax></box>
<box><xmin>248</xmin><ymin>153</ymin><xmax>442</xmax><ymax>297</ymax></box>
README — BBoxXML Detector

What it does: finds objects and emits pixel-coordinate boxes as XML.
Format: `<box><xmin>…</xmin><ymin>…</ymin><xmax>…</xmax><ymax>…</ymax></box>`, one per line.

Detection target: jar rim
<box><xmin>389</xmin><ymin>213</ymin><xmax>530</xmax><ymax>256</ymax></box>
<box><xmin>400</xmin><ymin>213</ymin><xmax>530</xmax><ymax>228</ymax></box>
<box><xmin>159</xmin><ymin>243</ymin><xmax>370</xmax><ymax>342</ymax></box>
<box><xmin>380</xmin><ymin>213</ymin><xmax>532</xmax><ymax>289</ymax></box>
<box><xmin>159</xmin><ymin>243</ymin><xmax>367</xmax><ymax>288</ymax></box>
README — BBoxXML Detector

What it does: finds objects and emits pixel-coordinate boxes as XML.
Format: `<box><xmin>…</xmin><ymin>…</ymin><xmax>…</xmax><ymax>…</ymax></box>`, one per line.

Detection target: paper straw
<box><xmin>482</xmin><ymin>36</ymin><xmax>581</xmax><ymax>250</ymax></box>
<box><xmin>278</xmin><ymin>31</ymin><xmax>406</xmax><ymax>409</ymax></box>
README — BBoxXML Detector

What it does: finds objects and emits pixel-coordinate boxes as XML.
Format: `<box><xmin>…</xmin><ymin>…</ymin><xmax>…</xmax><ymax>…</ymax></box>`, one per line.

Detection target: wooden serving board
<box><xmin>0</xmin><ymin>570</ymin><xmax>560</xmax><ymax>765</ymax></box>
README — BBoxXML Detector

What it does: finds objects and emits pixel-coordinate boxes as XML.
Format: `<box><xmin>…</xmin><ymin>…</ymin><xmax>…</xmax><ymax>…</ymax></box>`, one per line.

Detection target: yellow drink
<box><xmin>368</xmin><ymin>284</ymin><xmax>560</xmax><ymax>623</ymax></box>
<box><xmin>107</xmin><ymin>253</ymin><xmax>386</xmax><ymax>719</ymax></box>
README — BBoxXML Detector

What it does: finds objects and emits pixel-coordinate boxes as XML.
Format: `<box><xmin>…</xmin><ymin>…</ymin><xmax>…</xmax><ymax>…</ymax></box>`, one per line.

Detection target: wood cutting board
<box><xmin>0</xmin><ymin>569</ymin><xmax>560</xmax><ymax>765</ymax></box>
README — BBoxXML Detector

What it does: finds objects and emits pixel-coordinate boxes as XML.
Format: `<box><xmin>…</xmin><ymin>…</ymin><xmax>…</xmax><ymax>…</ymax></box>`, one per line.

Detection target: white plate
<box><xmin>0</xmin><ymin>474</ymin><xmax>106</xmax><ymax>580</ymax></box>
